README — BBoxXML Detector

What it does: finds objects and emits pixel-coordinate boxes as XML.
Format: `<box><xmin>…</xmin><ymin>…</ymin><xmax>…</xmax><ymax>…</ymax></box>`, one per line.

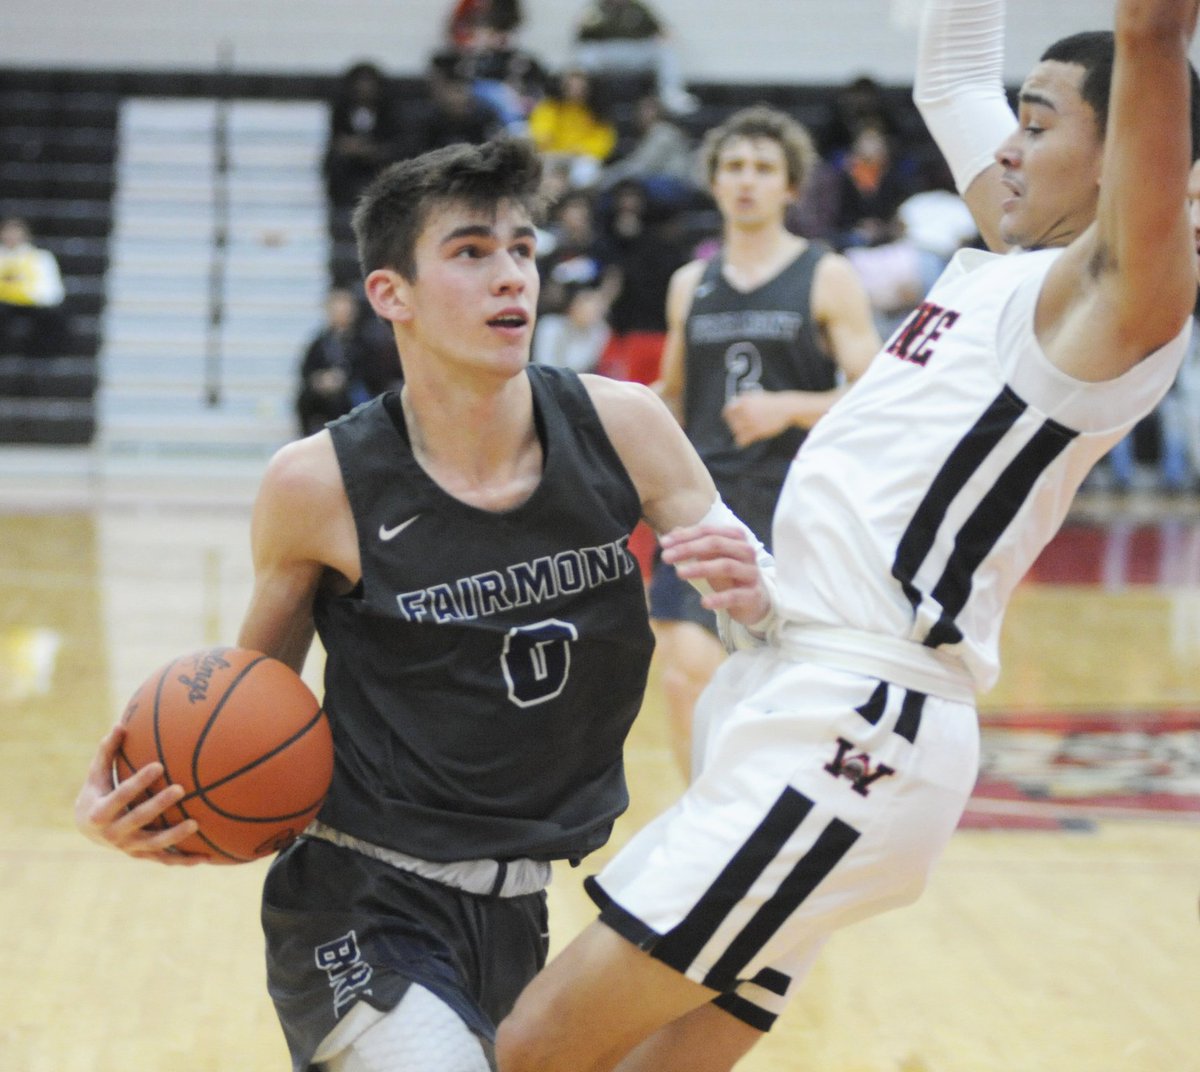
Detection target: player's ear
<box><xmin>364</xmin><ymin>268</ymin><xmax>413</xmax><ymax>324</ymax></box>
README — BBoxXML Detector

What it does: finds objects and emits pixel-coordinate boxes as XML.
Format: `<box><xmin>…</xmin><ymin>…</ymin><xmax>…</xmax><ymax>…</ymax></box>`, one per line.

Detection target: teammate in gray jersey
<box><xmin>73</xmin><ymin>138</ymin><xmax>773</xmax><ymax>1072</ymax></box>
<box><xmin>496</xmin><ymin>1</ymin><xmax>1200</xmax><ymax>1070</ymax></box>
<box><xmin>650</xmin><ymin>105</ymin><xmax>879</xmax><ymax>776</ymax></box>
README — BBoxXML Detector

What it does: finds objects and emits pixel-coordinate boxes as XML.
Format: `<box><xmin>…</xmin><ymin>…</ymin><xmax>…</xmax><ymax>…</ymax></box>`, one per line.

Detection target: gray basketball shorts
<box><xmin>261</xmin><ymin>836</ymin><xmax>549</xmax><ymax>1071</ymax></box>
<box><xmin>587</xmin><ymin>650</ymin><xmax>980</xmax><ymax>1030</ymax></box>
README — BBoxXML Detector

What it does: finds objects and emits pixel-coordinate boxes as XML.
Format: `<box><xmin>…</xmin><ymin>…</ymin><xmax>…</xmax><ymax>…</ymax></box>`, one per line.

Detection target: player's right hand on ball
<box><xmin>74</xmin><ymin>723</ymin><xmax>203</xmax><ymax>865</ymax></box>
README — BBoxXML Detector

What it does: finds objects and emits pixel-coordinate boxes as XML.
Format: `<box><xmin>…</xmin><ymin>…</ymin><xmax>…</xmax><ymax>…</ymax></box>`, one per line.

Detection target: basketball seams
<box><xmin>152</xmin><ymin>652</ymin><xmax>205</xmax><ymax>839</ymax></box>
<box><xmin>187</xmin><ymin>668</ymin><xmax>326</xmax><ymax>823</ymax></box>
<box><xmin>185</xmin><ymin>829</ymin><xmax>248</xmax><ymax>863</ymax></box>
<box><xmin>112</xmin><ymin>739</ymin><xmax>170</xmax><ymax>833</ymax></box>
<box><xmin>116</xmin><ymin>677</ymin><xmax>171</xmax><ymax>832</ymax></box>
<box><xmin>190</xmin><ymin>651</ymin><xmax>268</xmax><ymax>803</ymax></box>
<box><xmin>151</xmin><ymin>656</ymin><xmax>178</xmax><ymax>787</ymax></box>
<box><xmin>114</xmin><ymin>647</ymin><xmax>332</xmax><ymax>863</ymax></box>
<box><xmin>183</xmin><ymin>651</ymin><xmax>272</xmax><ymax>860</ymax></box>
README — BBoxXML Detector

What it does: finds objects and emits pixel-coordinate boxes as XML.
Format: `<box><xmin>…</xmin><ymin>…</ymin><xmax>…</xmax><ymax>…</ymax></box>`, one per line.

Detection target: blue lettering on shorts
<box><xmin>315</xmin><ymin>930</ymin><xmax>374</xmax><ymax>1017</ymax></box>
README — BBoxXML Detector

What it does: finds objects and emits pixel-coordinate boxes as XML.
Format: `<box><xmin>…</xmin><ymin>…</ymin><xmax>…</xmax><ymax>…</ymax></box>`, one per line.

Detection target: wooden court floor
<box><xmin>1</xmin><ymin>465</ymin><xmax>1198</xmax><ymax>1072</ymax></box>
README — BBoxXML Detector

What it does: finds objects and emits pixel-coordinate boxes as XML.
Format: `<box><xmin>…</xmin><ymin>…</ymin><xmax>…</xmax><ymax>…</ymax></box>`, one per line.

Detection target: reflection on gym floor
<box><xmin>1</xmin><ymin>476</ymin><xmax>1197</xmax><ymax>1072</ymax></box>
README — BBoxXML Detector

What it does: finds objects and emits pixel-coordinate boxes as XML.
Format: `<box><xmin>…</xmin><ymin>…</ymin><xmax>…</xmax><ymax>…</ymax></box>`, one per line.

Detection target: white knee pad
<box><xmin>322</xmin><ymin>984</ymin><xmax>493</xmax><ymax>1072</ymax></box>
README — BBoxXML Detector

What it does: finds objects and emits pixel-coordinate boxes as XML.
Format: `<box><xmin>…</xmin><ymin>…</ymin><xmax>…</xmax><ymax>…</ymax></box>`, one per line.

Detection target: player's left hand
<box><xmin>660</xmin><ymin>523</ymin><xmax>772</xmax><ymax>626</ymax></box>
<box><xmin>722</xmin><ymin>391</ymin><xmax>793</xmax><ymax>446</ymax></box>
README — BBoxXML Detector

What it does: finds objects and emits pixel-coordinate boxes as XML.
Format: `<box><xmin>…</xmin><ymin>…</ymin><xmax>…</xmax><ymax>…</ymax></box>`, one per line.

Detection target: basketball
<box><xmin>113</xmin><ymin>646</ymin><xmax>333</xmax><ymax>864</ymax></box>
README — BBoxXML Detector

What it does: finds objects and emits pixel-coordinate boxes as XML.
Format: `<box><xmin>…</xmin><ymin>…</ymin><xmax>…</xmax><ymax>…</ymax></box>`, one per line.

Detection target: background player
<box><xmin>496</xmin><ymin>0</ymin><xmax>1200</xmax><ymax>1068</ymax></box>
<box><xmin>74</xmin><ymin>138</ymin><xmax>771</xmax><ymax>1072</ymax></box>
<box><xmin>651</xmin><ymin>105</ymin><xmax>879</xmax><ymax>775</ymax></box>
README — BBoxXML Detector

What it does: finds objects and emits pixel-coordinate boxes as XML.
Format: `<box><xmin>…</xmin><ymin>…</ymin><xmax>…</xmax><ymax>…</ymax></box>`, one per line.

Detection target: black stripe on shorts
<box><xmin>651</xmin><ymin>788</ymin><xmax>814</xmax><ymax>979</ymax></box>
<box><xmin>710</xmin><ymin>964</ymin><xmax>793</xmax><ymax>1031</ymax></box>
<box><xmin>857</xmin><ymin>682</ymin><xmax>926</xmax><ymax>745</ymax></box>
<box><xmin>712</xmin><ymin>991</ymin><xmax>778</xmax><ymax>1032</ymax></box>
<box><xmin>649</xmin><ymin>787</ymin><xmax>860</xmax><ymax>993</ymax></box>
<box><xmin>701</xmin><ymin>815</ymin><xmax>858</xmax><ymax>990</ymax></box>
<box><xmin>893</xmin><ymin>689</ymin><xmax>927</xmax><ymax>744</ymax></box>
<box><xmin>584</xmin><ymin>875</ymin><xmax>662</xmax><ymax>953</ymax></box>
<box><xmin>589</xmin><ymin>791</ymin><xmax>863</xmax><ymax>996</ymax></box>
<box><xmin>855</xmin><ymin>681</ymin><xmax>888</xmax><ymax>725</ymax></box>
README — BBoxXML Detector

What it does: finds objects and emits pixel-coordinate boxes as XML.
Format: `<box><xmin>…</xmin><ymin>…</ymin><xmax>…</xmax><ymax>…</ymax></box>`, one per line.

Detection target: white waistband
<box><xmin>776</xmin><ymin>623</ymin><xmax>976</xmax><ymax>705</ymax></box>
<box><xmin>304</xmin><ymin>821</ymin><xmax>553</xmax><ymax>898</ymax></box>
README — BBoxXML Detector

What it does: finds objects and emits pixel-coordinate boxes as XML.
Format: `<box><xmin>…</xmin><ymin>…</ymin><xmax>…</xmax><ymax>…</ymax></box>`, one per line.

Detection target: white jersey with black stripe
<box><xmin>772</xmin><ymin>246</ymin><xmax>1190</xmax><ymax>693</ymax></box>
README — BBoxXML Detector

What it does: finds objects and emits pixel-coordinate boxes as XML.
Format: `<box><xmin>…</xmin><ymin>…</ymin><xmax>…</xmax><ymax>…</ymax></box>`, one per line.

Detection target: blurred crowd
<box><xmin>295</xmin><ymin>0</ymin><xmax>1200</xmax><ymax>496</ymax></box>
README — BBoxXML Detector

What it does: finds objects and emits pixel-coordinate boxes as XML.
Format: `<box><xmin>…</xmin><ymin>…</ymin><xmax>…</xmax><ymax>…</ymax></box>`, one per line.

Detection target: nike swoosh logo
<box><xmin>379</xmin><ymin>515</ymin><xmax>420</xmax><ymax>541</ymax></box>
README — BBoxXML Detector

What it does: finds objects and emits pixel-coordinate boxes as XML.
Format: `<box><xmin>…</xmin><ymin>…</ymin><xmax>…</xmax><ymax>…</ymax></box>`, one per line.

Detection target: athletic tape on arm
<box><xmin>680</xmin><ymin>498</ymin><xmax>779</xmax><ymax>653</ymax></box>
<box><xmin>913</xmin><ymin>0</ymin><xmax>1016</xmax><ymax>194</ymax></box>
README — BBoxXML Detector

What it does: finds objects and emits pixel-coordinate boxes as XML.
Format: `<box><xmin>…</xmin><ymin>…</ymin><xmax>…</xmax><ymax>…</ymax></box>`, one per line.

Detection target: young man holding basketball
<box><xmin>74</xmin><ymin>137</ymin><xmax>773</xmax><ymax>1072</ymax></box>
<box><xmin>495</xmin><ymin>1</ymin><xmax>1200</xmax><ymax>1069</ymax></box>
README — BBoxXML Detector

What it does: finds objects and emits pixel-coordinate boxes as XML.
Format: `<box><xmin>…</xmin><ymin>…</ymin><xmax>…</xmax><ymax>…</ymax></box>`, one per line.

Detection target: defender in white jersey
<box><xmin>497</xmin><ymin>2</ymin><xmax>1200</xmax><ymax>1070</ymax></box>
<box><xmin>774</xmin><ymin>245</ymin><xmax>1188</xmax><ymax>696</ymax></box>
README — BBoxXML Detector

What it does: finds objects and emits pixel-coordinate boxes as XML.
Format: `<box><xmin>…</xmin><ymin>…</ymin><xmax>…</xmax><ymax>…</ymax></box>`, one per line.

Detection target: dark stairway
<box><xmin>0</xmin><ymin>78</ymin><xmax>117</xmax><ymax>444</ymax></box>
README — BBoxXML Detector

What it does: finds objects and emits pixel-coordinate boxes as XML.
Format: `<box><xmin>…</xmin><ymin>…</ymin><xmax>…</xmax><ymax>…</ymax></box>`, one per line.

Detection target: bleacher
<box><xmin>0</xmin><ymin>79</ymin><xmax>117</xmax><ymax>444</ymax></box>
<box><xmin>0</xmin><ymin>66</ymin><xmax>935</xmax><ymax>455</ymax></box>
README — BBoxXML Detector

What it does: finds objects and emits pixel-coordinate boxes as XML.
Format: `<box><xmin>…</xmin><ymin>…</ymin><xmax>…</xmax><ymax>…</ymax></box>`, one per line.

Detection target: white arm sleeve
<box><xmin>912</xmin><ymin>0</ymin><xmax>1017</xmax><ymax>195</ymax></box>
<box><xmin>678</xmin><ymin>497</ymin><xmax>779</xmax><ymax>653</ymax></box>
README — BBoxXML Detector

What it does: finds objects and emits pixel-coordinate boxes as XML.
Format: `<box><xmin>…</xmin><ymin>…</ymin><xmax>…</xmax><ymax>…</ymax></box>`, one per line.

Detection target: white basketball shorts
<box><xmin>586</xmin><ymin>649</ymin><xmax>980</xmax><ymax>1029</ymax></box>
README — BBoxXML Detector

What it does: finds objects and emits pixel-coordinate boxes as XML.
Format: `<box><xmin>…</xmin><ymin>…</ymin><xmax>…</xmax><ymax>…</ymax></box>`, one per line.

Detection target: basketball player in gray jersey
<box><xmin>651</xmin><ymin>105</ymin><xmax>879</xmax><ymax>775</ymax></box>
<box><xmin>497</xmin><ymin>1</ymin><xmax>1200</xmax><ymax>1069</ymax></box>
<box><xmin>74</xmin><ymin>138</ymin><xmax>774</xmax><ymax>1072</ymax></box>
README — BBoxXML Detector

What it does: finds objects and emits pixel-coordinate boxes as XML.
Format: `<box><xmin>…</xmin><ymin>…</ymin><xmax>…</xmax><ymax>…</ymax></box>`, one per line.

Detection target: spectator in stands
<box><xmin>1174</xmin><ymin>306</ymin><xmax>1200</xmax><ymax>490</ymax></box>
<box><xmin>445</xmin><ymin>0</ymin><xmax>548</xmax><ymax>132</ymax></box>
<box><xmin>815</xmin><ymin>73</ymin><xmax>904</xmax><ymax>160</ymax></box>
<box><xmin>1105</xmin><ymin>412</ymin><xmax>1194</xmax><ymax>494</ymax></box>
<box><xmin>531</xmin><ymin>281</ymin><xmax>612</xmax><ymax>373</ymax></box>
<box><xmin>594</xmin><ymin>178</ymin><xmax>689</xmax><ymax>386</ymax></box>
<box><xmin>537</xmin><ymin>189</ymin><xmax>614</xmax><ymax>318</ymax></box>
<box><xmin>841</xmin><ymin>155</ymin><xmax>979</xmax><ymax>333</ymax></box>
<box><xmin>323</xmin><ymin>61</ymin><xmax>404</xmax><ymax>208</ymax></box>
<box><xmin>830</xmin><ymin>120</ymin><xmax>914</xmax><ymax>250</ymax></box>
<box><xmin>571</xmin><ymin>0</ymin><xmax>699</xmax><ymax>116</ymax></box>
<box><xmin>787</xmin><ymin>155</ymin><xmax>842</xmax><ymax>242</ymax></box>
<box><xmin>893</xmin><ymin>156</ymin><xmax>979</xmax><ymax>290</ymax></box>
<box><xmin>0</xmin><ymin>217</ymin><xmax>66</xmax><ymax>358</ymax></box>
<box><xmin>1103</xmin><ymin>381</ymin><xmax>1196</xmax><ymax>494</ymax></box>
<box><xmin>527</xmin><ymin>67</ymin><xmax>618</xmax><ymax>188</ymax></box>
<box><xmin>596</xmin><ymin>94</ymin><xmax>697</xmax><ymax>208</ymax></box>
<box><xmin>593</xmin><ymin>176</ymin><xmax>693</xmax><ymax>583</ymax></box>
<box><xmin>405</xmin><ymin>54</ymin><xmax>501</xmax><ymax>158</ymax></box>
<box><xmin>445</xmin><ymin>0</ymin><xmax>524</xmax><ymax>49</ymax></box>
<box><xmin>295</xmin><ymin>286</ymin><xmax>394</xmax><ymax>435</ymax></box>
<box><xmin>466</xmin><ymin>46</ymin><xmax>548</xmax><ymax>133</ymax></box>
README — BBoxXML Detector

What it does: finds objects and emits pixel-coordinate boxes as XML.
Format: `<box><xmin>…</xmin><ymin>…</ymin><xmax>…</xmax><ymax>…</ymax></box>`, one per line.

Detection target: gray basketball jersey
<box><xmin>683</xmin><ymin>242</ymin><xmax>837</xmax><ymax>543</ymax></box>
<box><xmin>314</xmin><ymin>366</ymin><xmax>654</xmax><ymax>863</ymax></box>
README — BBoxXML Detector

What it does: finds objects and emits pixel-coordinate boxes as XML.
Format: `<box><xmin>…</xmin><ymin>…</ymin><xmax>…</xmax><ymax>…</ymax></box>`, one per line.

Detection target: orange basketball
<box><xmin>114</xmin><ymin>647</ymin><xmax>333</xmax><ymax>864</ymax></box>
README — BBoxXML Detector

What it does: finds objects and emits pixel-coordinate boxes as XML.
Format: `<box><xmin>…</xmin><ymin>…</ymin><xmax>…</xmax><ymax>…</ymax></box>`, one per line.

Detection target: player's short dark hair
<box><xmin>1041</xmin><ymin>30</ymin><xmax>1200</xmax><ymax>162</ymax></box>
<box><xmin>352</xmin><ymin>137</ymin><xmax>544</xmax><ymax>280</ymax></box>
<box><xmin>699</xmin><ymin>104</ymin><xmax>818</xmax><ymax>195</ymax></box>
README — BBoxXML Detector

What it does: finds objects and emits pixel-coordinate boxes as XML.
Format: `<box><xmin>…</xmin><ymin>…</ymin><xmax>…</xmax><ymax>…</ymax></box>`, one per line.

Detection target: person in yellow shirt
<box><xmin>0</xmin><ymin>217</ymin><xmax>67</xmax><ymax>357</ymax></box>
<box><xmin>528</xmin><ymin>68</ymin><xmax>617</xmax><ymax>188</ymax></box>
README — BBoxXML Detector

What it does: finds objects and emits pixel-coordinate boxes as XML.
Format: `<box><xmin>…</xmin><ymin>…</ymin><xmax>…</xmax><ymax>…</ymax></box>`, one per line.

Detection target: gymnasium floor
<box><xmin>1</xmin><ymin>447</ymin><xmax>1197</xmax><ymax>1072</ymax></box>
